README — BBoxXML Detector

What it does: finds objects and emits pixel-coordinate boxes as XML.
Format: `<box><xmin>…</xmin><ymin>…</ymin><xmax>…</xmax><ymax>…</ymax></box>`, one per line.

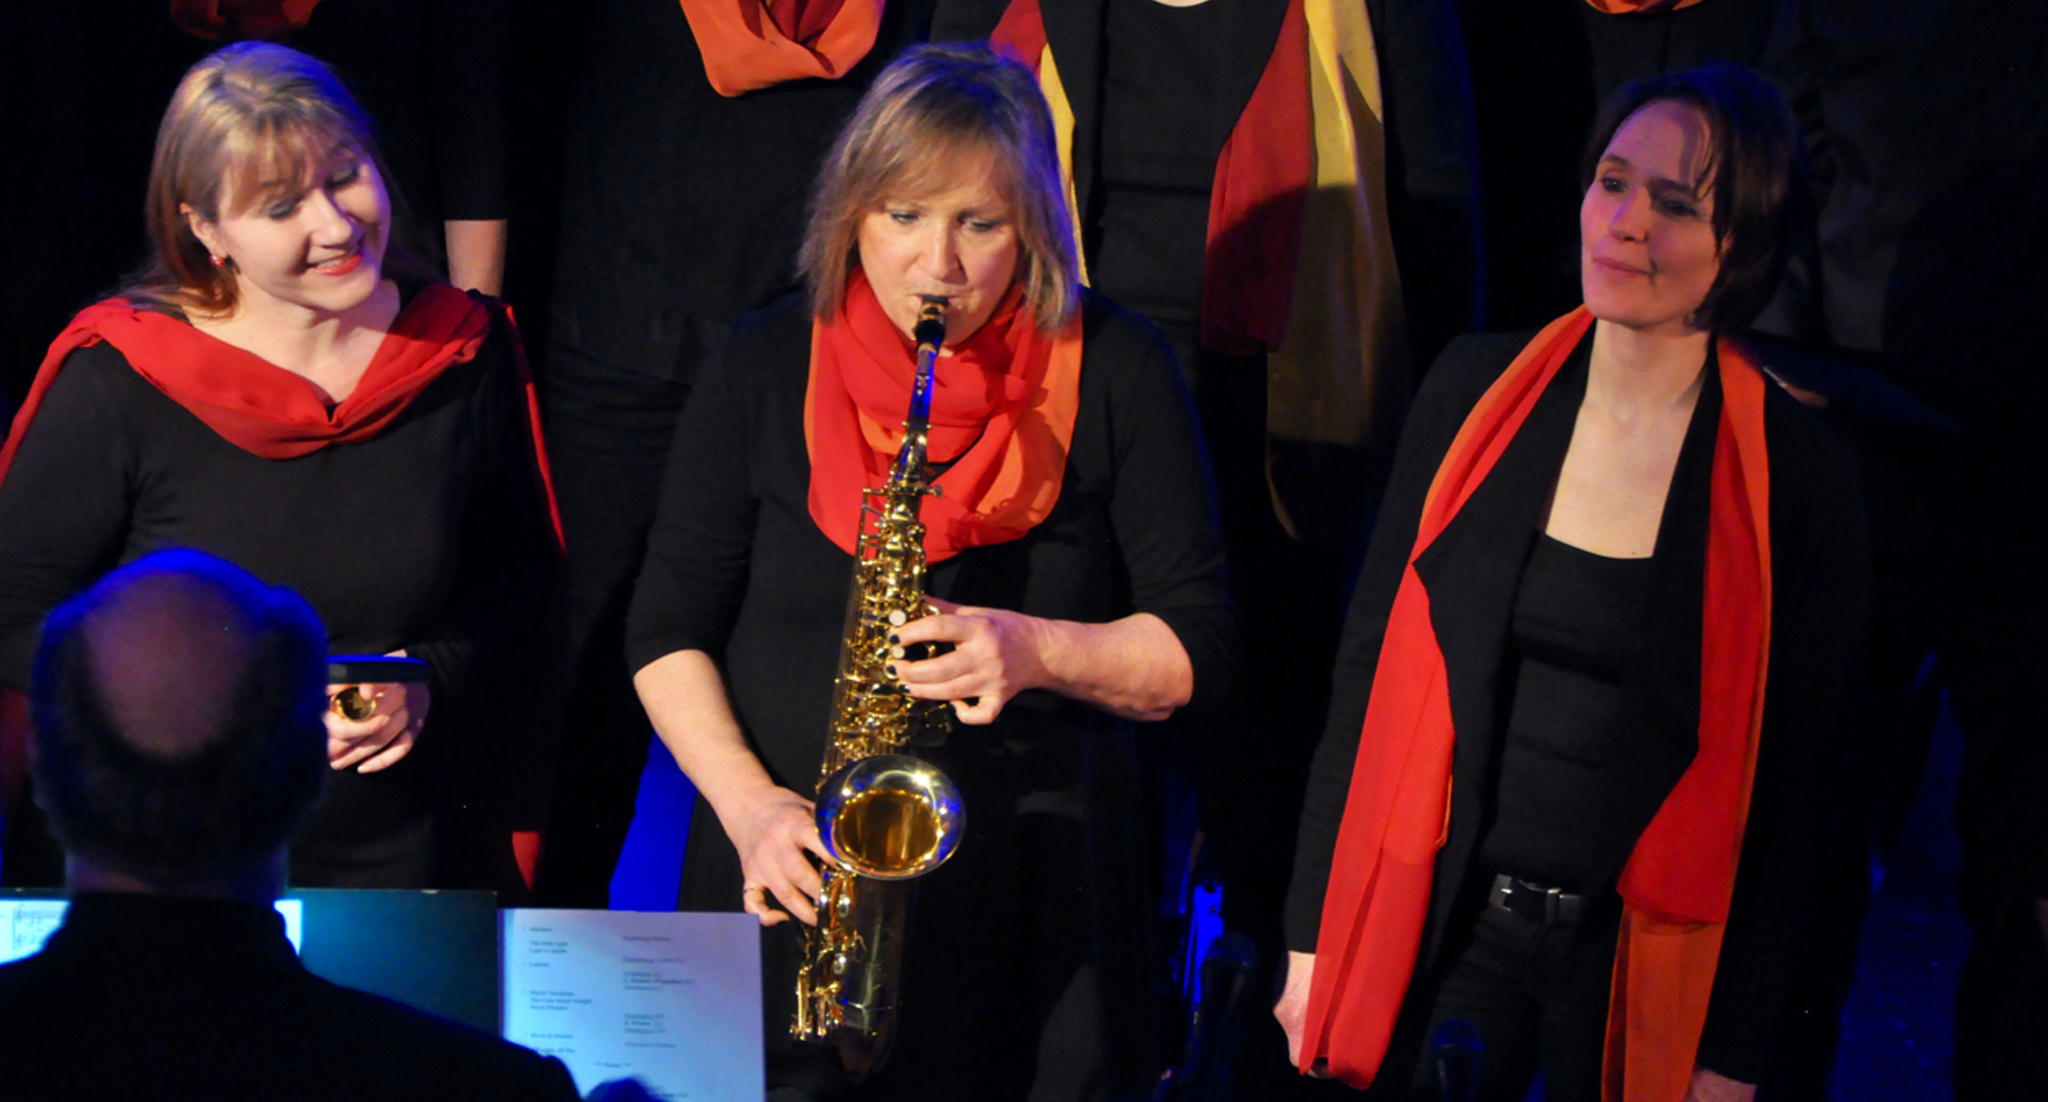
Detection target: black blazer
<box><xmin>1285</xmin><ymin>330</ymin><xmax>1872</xmax><ymax>1082</ymax></box>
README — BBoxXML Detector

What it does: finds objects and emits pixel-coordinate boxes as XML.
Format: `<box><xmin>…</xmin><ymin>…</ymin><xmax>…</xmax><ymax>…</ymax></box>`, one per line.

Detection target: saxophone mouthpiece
<box><xmin>913</xmin><ymin>297</ymin><xmax>948</xmax><ymax>351</ymax></box>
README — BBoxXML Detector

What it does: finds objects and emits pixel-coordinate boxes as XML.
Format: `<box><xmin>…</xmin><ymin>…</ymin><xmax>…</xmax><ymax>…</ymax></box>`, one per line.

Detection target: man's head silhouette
<box><xmin>30</xmin><ymin>550</ymin><xmax>327</xmax><ymax>895</ymax></box>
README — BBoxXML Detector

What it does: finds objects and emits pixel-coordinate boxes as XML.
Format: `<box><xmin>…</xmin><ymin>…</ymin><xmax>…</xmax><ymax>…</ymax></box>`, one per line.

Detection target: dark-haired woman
<box><xmin>0</xmin><ymin>43</ymin><xmax>561</xmax><ymax>895</ymax></box>
<box><xmin>1275</xmin><ymin>65</ymin><xmax>1870</xmax><ymax>1102</ymax></box>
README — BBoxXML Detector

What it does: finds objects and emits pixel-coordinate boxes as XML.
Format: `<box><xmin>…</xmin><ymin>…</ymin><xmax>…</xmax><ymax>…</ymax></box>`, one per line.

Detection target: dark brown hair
<box><xmin>799</xmin><ymin>44</ymin><xmax>1080</xmax><ymax>329</ymax></box>
<box><xmin>1582</xmin><ymin>63</ymin><xmax>1808</xmax><ymax>333</ymax></box>
<box><xmin>124</xmin><ymin>42</ymin><xmax>427</xmax><ymax>316</ymax></box>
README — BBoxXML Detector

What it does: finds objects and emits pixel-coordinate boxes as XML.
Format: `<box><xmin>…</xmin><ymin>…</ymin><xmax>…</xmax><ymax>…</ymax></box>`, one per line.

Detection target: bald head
<box><xmin>81</xmin><ymin>568</ymin><xmax>258</xmax><ymax>760</ymax></box>
<box><xmin>31</xmin><ymin>551</ymin><xmax>329</xmax><ymax>888</ymax></box>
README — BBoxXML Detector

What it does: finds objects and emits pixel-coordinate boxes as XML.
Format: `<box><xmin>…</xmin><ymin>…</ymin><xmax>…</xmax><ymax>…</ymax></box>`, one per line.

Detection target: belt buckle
<box><xmin>1489</xmin><ymin>874</ymin><xmax>1577</xmax><ymax>926</ymax></box>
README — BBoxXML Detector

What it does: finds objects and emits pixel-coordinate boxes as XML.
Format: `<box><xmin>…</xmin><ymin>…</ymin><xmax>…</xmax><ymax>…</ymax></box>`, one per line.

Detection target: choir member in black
<box><xmin>0</xmin><ymin>43</ymin><xmax>562</xmax><ymax>896</ymax></box>
<box><xmin>1764</xmin><ymin>6</ymin><xmax>2048</xmax><ymax>1094</ymax></box>
<box><xmin>627</xmin><ymin>45</ymin><xmax>1232</xmax><ymax>1100</ymax></box>
<box><xmin>1277</xmin><ymin>67</ymin><xmax>1868</xmax><ymax>1102</ymax></box>
<box><xmin>930</xmin><ymin>2</ymin><xmax>1484</xmax><ymax>1088</ymax></box>
<box><xmin>535</xmin><ymin>0</ymin><xmax>936</xmax><ymax>908</ymax></box>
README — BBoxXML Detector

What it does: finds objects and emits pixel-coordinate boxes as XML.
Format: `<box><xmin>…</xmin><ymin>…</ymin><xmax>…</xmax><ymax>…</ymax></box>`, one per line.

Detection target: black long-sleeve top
<box><xmin>626</xmin><ymin>292</ymin><xmax>1233</xmax><ymax>780</ymax></box>
<box><xmin>0</xmin><ymin>303</ymin><xmax>562</xmax><ymax>829</ymax></box>
<box><xmin>1285</xmin><ymin>331</ymin><xmax>1871</xmax><ymax>1083</ymax></box>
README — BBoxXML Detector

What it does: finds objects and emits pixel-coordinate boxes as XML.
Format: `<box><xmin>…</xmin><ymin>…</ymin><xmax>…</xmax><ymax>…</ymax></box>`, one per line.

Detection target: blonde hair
<box><xmin>798</xmin><ymin>44</ymin><xmax>1080</xmax><ymax>330</ymax></box>
<box><xmin>125</xmin><ymin>41</ymin><xmax>421</xmax><ymax>315</ymax></box>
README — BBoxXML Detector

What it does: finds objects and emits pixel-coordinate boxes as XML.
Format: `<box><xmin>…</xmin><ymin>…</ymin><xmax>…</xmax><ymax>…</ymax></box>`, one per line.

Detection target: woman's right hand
<box><xmin>722</xmin><ymin>783</ymin><xmax>833</xmax><ymax>927</ymax></box>
<box><xmin>1274</xmin><ymin>949</ymin><xmax>1326</xmax><ymax>1076</ymax></box>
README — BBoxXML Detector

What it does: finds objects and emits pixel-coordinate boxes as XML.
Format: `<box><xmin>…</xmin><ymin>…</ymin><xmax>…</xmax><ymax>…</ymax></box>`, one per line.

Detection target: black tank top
<box><xmin>1475</xmin><ymin>532</ymin><xmax>1656</xmax><ymax>890</ymax></box>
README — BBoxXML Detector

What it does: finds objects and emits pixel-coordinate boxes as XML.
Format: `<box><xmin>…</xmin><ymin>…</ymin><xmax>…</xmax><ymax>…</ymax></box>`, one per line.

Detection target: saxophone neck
<box><xmin>890</xmin><ymin>297</ymin><xmax>947</xmax><ymax>487</ymax></box>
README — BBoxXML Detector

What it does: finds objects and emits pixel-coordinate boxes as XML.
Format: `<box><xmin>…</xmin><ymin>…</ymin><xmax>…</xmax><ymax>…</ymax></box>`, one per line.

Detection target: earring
<box><xmin>209</xmin><ymin>254</ymin><xmax>228</xmax><ymax>268</ymax></box>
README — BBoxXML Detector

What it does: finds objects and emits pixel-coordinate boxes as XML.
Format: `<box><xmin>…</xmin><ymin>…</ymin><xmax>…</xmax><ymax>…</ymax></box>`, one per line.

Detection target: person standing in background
<box><xmin>932</xmin><ymin>0</ymin><xmax>1483</xmax><ymax>1092</ymax></box>
<box><xmin>1762</xmin><ymin>3</ymin><xmax>2048</xmax><ymax>1097</ymax></box>
<box><xmin>534</xmin><ymin>0</ymin><xmax>936</xmax><ymax>908</ymax></box>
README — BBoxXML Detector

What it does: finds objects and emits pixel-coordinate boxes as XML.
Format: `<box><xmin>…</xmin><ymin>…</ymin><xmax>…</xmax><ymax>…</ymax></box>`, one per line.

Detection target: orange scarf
<box><xmin>1299</xmin><ymin>308</ymin><xmax>1773</xmax><ymax>1102</ymax></box>
<box><xmin>676</xmin><ymin>0</ymin><xmax>883</xmax><ymax>96</ymax></box>
<box><xmin>169</xmin><ymin>0</ymin><xmax>324</xmax><ymax>40</ymax></box>
<box><xmin>804</xmin><ymin>271</ymin><xmax>1083</xmax><ymax>562</ymax></box>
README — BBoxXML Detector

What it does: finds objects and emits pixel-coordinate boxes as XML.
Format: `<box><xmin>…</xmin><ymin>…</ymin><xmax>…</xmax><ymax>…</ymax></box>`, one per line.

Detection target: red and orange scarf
<box><xmin>804</xmin><ymin>271</ymin><xmax>1084</xmax><ymax>562</ymax></box>
<box><xmin>1298</xmin><ymin>308</ymin><xmax>1774</xmax><ymax>1102</ymax></box>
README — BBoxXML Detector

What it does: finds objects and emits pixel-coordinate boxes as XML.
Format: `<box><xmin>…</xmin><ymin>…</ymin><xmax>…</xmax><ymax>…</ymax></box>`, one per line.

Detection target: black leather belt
<box><xmin>1488</xmin><ymin>874</ymin><xmax>1585</xmax><ymax>926</ymax></box>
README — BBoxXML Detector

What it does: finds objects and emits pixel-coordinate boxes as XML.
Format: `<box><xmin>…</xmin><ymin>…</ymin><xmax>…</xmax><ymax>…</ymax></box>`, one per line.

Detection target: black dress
<box><xmin>0</xmin><ymin>293</ymin><xmax>562</xmax><ymax>893</ymax></box>
<box><xmin>625</xmin><ymin>292</ymin><xmax>1233</xmax><ymax>1100</ymax></box>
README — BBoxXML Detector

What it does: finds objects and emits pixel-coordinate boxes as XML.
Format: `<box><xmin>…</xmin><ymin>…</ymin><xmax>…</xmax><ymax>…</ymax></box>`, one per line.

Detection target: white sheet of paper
<box><xmin>0</xmin><ymin>898</ymin><xmax>303</xmax><ymax>965</ymax></box>
<box><xmin>501</xmin><ymin>909</ymin><xmax>762</xmax><ymax>1101</ymax></box>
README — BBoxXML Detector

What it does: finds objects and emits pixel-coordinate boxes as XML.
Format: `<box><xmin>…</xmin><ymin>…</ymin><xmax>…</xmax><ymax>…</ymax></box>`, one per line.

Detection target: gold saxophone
<box><xmin>793</xmin><ymin>295</ymin><xmax>966</xmax><ymax>1078</ymax></box>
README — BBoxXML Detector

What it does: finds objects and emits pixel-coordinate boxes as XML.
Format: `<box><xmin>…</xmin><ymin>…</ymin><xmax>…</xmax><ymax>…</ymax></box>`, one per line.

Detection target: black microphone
<box><xmin>1156</xmin><ymin>931</ymin><xmax>1257</xmax><ymax>1102</ymax></box>
<box><xmin>1430</xmin><ymin>1018</ymin><xmax>1485</xmax><ymax>1102</ymax></box>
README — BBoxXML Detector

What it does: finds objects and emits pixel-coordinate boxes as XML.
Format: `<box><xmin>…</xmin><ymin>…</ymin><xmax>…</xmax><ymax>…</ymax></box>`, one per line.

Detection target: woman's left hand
<box><xmin>890</xmin><ymin>597</ymin><xmax>1050</xmax><ymax>725</ymax></box>
<box><xmin>1685</xmin><ymin>1067</ymin><xmax>1756</xmax><ymax>1102</ymax></box>
<box><xmin>324</xmin><ymin>650</ymin><xmax>430</xmax><ymax>773</ymax></box>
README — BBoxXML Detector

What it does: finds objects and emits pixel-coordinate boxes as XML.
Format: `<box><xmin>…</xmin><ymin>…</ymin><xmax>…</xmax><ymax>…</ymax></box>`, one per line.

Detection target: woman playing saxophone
<box><xmin>625</xmin><ymin>44</ymin><xmax>1234</xmax><ymax>1102</ymax></box>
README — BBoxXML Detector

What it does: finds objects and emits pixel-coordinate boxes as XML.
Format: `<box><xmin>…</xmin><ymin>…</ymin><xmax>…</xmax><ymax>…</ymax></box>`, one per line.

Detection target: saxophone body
<box><xmin>793</xmin><ymin>297</ymin><xmax>965</xmax><ymax>1079</ymax></box>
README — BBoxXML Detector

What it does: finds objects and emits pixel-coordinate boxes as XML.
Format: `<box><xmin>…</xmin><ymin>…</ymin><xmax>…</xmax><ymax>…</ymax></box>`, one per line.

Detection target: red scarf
<box><xmin>169</xmin><ymin>0</ymin><xmax>324</xmax><ymax>40</ymax></box>
<box><xmin>804</xmin><ymin>271</ymin><xmax>1083</xmax><ymax>563</ymax></box>
<box><xmin>3</xmin><ymin>285</ymin><xmax>480</xmax><ymax>480</ymax></box>
<box><xmin>675</xmin><ymin>0</ymin><xmax>883</xmax><ymax>96</ymax></box>
<box><xmin>1583</xmin><ymin>0</ymin><xmax>1709</xmax><ymax>12</ymax></box>
<box><xmin>0</xmin><ymin>285</ymin><xmax>562</xmax><ymax>542</ymax></box>
<box><xmin>1299</xmin><ymin>308</ymin><xmax>1774</xmax><ymax>1102</ymax></box>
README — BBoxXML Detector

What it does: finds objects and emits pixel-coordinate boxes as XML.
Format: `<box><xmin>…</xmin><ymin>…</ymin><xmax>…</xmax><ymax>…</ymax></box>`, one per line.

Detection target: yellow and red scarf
<box><xmin>1298</xmin><ymin>308</ymin><xmax>1774</xmax><ymax>1102</ymax></box>
<box><xmin>804</xmin><ymin>271</ymin><xmax>1084</xmax><ymax>562</ymax></box>
<box><xmin>991</xmin><ymin>0</ymin><xmax>1406</xmax><ymax>534</ymax></box>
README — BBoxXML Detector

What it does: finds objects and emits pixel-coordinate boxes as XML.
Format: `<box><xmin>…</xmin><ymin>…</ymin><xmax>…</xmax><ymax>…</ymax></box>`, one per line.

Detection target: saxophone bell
<box><xmin>816</xmin><ymin>754</ymin><xmax>964</xmax><ymax>880</ymax></box>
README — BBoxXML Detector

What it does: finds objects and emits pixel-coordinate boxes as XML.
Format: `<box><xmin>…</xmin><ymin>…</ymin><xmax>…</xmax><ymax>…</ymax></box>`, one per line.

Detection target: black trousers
<box><xmin>533</xmin><ymin>350</ymin><xmax>695</xmax><ymax>907</ymax></box>
<box><xmin>1368</xmin><ymin>892</ymin><xmax>1622</xmax><ymax>1102</ymax></box>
